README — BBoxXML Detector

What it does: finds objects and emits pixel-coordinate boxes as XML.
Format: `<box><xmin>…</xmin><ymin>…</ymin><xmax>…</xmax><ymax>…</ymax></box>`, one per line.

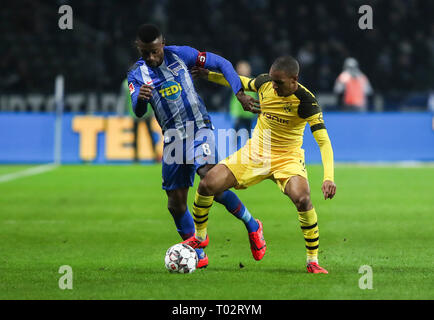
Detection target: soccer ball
<box><xmin>164</xmin><ymin>243</ymin><xmax>198</xmax><ymax>274</ymax></box>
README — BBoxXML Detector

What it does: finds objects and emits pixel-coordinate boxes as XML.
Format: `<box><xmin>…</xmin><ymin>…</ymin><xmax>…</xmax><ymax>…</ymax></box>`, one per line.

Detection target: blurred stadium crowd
<box><xmin>0</xmin><ymin>0</ymin><xmax>433</xmax><ymax>111</ymax></box>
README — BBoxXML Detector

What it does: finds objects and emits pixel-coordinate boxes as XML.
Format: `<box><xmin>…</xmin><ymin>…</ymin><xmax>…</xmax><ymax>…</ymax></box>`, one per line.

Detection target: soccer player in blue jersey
<box><xmin>127</xmin><ymin>24</ymin><xmax>267</xmax><ymax>268</ymax></box>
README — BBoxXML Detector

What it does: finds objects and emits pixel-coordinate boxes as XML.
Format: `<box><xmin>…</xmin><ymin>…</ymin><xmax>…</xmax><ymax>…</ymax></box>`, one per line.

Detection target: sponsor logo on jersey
<box><xmin>283</xmin><ymin>103</ymin><xmax>292</xmax><ymax>113</ymax></box>
<box><xmin>263</xmin><ymin>112</ymin><xmax>289</xmax><ymax>124</ymax></box>
<box><xmin>159</xmin><ymin>80</ymin><xmax>182</xmax><ymax>101</ymax></box>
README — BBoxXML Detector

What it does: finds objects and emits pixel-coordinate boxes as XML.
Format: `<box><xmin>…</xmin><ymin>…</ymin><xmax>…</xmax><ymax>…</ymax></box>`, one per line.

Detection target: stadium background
<box><xmin>0</xmin><ymin>0</ymin><xmax>433</xmax><ymax>301</ymax></box>
<box><xmin>1</xmin><ymin>0</ymin><xmax>433</xmax><ymax>164</ymax></box>
<box><xmin>2</xmin><ymin>0</ymin><xmax>433</xmax><ymax>111</ymax></box>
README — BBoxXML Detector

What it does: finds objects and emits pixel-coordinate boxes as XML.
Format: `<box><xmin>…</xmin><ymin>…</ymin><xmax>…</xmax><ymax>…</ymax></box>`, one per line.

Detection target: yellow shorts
<box><xmin>220</xmin><ymin>140</ymin><xmax>308</xmax><ymax>193</ymax></box>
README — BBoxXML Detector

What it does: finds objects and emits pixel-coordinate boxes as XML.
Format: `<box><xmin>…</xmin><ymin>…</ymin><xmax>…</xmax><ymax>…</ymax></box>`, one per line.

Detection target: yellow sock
<box><xmin>192</xmin><ymin>191</ymin><xmax>214</xmax><ymax>240</ymax></box>
<box><xmin>298</xmin><ymin>208</ymin><xmax>319</xmax><ymax>263</ymax></box>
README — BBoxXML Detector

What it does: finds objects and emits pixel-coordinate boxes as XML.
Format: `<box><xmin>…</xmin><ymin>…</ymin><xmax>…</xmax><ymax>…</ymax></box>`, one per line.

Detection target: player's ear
<box><xmin>134</xmin><ymin>40</ymin><xmax>141</xmax><ymax>54</ymax></box>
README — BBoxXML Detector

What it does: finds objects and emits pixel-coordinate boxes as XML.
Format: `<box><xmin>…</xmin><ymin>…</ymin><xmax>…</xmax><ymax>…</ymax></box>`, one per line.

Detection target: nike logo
<box><xmin>250</xmin><ymin>241</ymin><xmax>266</xmax><ymax>251</ymax></box>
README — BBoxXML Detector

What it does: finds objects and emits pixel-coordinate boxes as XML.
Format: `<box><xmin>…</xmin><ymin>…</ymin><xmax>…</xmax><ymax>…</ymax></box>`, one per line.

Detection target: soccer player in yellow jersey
<box><xmin>184</xmin><ymin>56</ymin><xmax>336</xmax><ymax>273</ymax></box>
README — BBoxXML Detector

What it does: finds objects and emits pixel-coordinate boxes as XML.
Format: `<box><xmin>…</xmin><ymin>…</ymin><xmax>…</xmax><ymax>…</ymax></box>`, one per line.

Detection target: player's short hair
<box><xmin>136</xmin><ymin>24</ymin><xmax>162</xmax><ymax>43</ymax></box>
<box><xmin>271</xmin><ymin>56</ymin><xmax>300</xmax><ymax>77</ymax></box>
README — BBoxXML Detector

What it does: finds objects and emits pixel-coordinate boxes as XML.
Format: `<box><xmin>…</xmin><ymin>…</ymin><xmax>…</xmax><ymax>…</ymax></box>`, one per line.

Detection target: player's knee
<box><xmin>293</xmin><ymin>194</ymin><xmax>312</xmax><ymax>212</ymax></box>
<box><xmin>198</xmin><ymin>177</ymin><xmax>216</xmax><ymax>196</ymax></box>
<box><xmin>197</xmin><ymin>164</ymin><xmax>213</xmax><ymax>179</ymax></box>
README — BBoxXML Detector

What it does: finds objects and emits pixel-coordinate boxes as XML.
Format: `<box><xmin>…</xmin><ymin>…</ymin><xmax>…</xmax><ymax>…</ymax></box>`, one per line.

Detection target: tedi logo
<box><xmin>159</xmin><ymin>81</ymin><xmax>182</xmax><ymax>101</ymax></box>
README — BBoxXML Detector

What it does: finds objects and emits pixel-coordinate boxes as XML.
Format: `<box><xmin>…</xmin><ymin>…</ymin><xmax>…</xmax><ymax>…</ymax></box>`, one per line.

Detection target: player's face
<box><xmin>269</xmin><ymin>68</ymin><xmax>298</xmax><ymax>96</ymax></box>
<box><xmin>136</xmin><ymin>37</ymin><xmax>165</xmax><ymax>68</ymax></box>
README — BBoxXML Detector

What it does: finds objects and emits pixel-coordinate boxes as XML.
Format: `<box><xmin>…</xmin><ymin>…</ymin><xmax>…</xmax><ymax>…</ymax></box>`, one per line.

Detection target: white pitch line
<box><xmin>0</xmin><ymin>164</ymin><xmax>58</xmax><ymax>184</ymax></box>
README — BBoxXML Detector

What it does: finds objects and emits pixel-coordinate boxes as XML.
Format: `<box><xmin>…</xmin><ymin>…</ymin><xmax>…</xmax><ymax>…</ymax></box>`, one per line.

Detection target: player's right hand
<box><xmin>322</xmin><ymin>180</ymin><xmax>336</xmax><ymax>200</ymax></box>
<box><xmin>138</xmin><ymin>84</ymin><xmax>154</xmax><ymax>101</ymax></box>
<box><xmin>236</xmin><ymin>90</ymin><xmax>261</xmax><ymax>114</ymax></box>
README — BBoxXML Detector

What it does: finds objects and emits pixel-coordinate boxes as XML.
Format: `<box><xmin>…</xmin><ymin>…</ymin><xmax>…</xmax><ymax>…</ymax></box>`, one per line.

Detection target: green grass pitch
<box><xmin>0</xmin><ymin>164</ymin><xmax>433</xmax><ymax>300</ymax></box>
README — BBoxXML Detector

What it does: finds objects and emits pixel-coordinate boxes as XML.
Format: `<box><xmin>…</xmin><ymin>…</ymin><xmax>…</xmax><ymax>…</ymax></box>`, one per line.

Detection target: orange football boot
<box><xmin>248</xmin><ymin>219</ymin><xmax>266</xmax><ymax>261</ymax></box>
<box><xmin>306</xmin><ymin>262</ymin><xmax>328</xmax><ymax>274</ymax></box>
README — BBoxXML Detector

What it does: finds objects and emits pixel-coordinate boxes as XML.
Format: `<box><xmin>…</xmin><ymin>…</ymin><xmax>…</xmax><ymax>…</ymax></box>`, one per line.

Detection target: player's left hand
<box><xmin>322</xmin><ymin>180</ymin><xmax>336</xmax><ymax>200</ymax></box>
<box><xmin>236</xmin><ymin>90</ymin><xmax>261</xmax><ymax>114</ymax></box>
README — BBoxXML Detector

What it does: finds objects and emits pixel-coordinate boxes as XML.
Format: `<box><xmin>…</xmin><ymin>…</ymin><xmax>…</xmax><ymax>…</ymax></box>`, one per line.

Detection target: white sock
<box><xmin>307</xmin><ymin>255</ymin><xmax>318</xmax><ymax>264</ymax></box>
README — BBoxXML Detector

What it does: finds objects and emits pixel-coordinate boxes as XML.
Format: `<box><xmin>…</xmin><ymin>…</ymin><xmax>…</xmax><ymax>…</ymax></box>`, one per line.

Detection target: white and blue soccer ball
<box><xmin>164</xmin><ymin>243</ymin><xmax>198</xmax><ymax>274</ymax></box>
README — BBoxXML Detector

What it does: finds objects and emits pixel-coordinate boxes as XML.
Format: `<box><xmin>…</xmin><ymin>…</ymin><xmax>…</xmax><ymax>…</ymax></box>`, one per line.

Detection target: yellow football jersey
<box><xmin>247</xmin><ymin>74</ymin><xmax>325</xmax><ymax>153</ymax></box>
<box><xmin>207</xmin><ymin>71</ymin><xmax>334</xmax><ymax>182</ymax></box>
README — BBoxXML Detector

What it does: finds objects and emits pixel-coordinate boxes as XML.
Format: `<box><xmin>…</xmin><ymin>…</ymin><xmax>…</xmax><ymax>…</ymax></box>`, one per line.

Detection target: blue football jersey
<box><xmin>127</xmin><ymin>45</ymin><xmax>241</xmax><ymax>139</ymax></box>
